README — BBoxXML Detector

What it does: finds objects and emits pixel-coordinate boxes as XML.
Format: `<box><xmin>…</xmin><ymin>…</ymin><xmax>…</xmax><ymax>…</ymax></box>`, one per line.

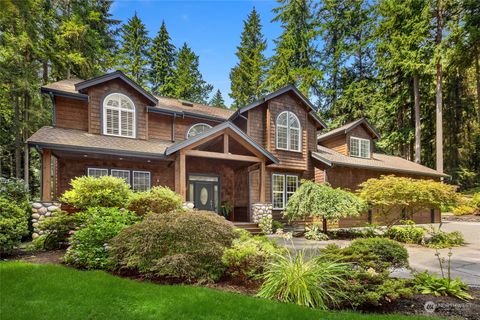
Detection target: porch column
<box><xmin>175</xmin><ymin>150</ymin><xmax>186</xmax><ymax>200</ymax></box>
<box><xmin>259</xmin><ymin>161</ymin><xmax>266</xmax><ymax>202</ymax></box>
<box><xmin>41</xmin><ymin>149</ymin><xmax>52</xmax><ymax>201</ymax></box>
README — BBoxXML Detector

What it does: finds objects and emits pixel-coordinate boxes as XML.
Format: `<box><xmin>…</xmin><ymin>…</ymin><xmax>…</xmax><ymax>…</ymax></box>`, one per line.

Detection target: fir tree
<box><xmin>266</xmin><ymin>0</ymin><xmax>321</xmax><ymax>97</ymax></box>
<box><xmin>209</xmin><ymin>89</ymin><xmax>227</xmax><ymax>108</ymax></box>
<box><xmin>148</xmin><ymin>20</ymin><xmax>176</xmax><ymax>96</ymax></box>
<box><xmin>229</xmin><ymin>7</ymin><xmax>268</xmax><ymax>108</ymax></box>
<box><xmin>172</xmin><ymin>43</ymin><xmax>213</xmax><ymax>104</ymax></box>
<box><xmin>116</xmin><ymin>13</ymin><xmax>150</xmax><ymax>85</ymax></box>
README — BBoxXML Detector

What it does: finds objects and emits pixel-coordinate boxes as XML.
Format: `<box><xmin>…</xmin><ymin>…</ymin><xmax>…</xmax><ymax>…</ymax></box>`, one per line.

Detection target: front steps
<box><xmin>233</xmin><ymin>222</ymin><xmax>262</xmax><ymax>235</ymax></box>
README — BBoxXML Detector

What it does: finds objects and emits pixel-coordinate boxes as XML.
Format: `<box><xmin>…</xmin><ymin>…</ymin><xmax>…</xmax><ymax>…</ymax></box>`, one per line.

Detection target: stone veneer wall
<box><xmin>251</xmin><ymin>203</ymin><xmax>273</xmax><ymax>223</ymax></box>
<box><xmin>31</xmin><ymin>201</ymin><xmax>61</xmax><ymax>239</ymax></box>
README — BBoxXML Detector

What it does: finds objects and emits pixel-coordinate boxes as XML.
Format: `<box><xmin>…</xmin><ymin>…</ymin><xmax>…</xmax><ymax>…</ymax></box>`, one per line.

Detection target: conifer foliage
<box><xmin>229</xmin><ymin>7</ymin><xmax>268</xmax><ymax>108</ymax></box>
<box><xmin>209</xmin><ymin>90</ymin><xmax>227</xmax><ymax>108</ymax></box>
<box><xmin>148</xmin><ymin>21</ymin><xmax>176</xmax><ymax>96</ymax></box>
<box><xmin>116</xmin><ymin>13</ymin><xmax>150</xmax><ymax>86</ymax></box>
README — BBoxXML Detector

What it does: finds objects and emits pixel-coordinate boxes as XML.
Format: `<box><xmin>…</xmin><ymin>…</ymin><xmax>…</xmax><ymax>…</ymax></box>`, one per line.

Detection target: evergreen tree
<box><xmin>229</xmin><ymin>7</ymin><xmax>268</xmax><ymax>108</ymax></box>
<box><xmin>172</xmin><ymin>43</ymin><xmax>213</xmax><ymax>104</ymax></box>
<box><xmin>148</xmin><ymin>20</ymin><xmax>176</xmax><ymax>96</ymax></box>
<box><xmin>116</xmin><ymin>13</ymin><xmax>150</xmax><ymax>85</ymax></box>
<box><xmin>209</xmin><ymin>89</ymin><xmax>227</xmax><ymax>108</ymax></box>
<box><xmin>266</xmin><ymin>0</ymin><xmax>321</xmax><ymax>97</ymax></box>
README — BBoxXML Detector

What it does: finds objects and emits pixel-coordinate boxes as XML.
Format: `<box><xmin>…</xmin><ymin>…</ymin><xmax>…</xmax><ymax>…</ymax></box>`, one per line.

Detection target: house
<box><xmin>28</xmin><ymin>70</ymin><xmax>447</xmax><ymax>226</ymax></box>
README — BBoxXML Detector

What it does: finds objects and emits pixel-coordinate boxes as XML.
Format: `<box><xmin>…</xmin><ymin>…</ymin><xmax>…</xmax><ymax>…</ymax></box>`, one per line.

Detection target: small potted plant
<box><xmin>221</xmin><ymin>201</ymin><xmax>233</xmax><ymax>220</ymax></box>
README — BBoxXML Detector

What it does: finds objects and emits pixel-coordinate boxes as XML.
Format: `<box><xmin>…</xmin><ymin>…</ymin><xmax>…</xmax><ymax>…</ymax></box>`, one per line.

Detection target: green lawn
<box><xmin>1</xmin><ymin>262</ymin><xmax>432</xmax><ymax>320</ymax></box>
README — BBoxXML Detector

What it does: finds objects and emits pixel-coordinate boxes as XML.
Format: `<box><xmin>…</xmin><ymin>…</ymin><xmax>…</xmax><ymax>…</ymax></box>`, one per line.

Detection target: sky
<box><xmin>110</xmin><ymin>0</ymin><xmax>282</xmax><ymax>106</ymax></box>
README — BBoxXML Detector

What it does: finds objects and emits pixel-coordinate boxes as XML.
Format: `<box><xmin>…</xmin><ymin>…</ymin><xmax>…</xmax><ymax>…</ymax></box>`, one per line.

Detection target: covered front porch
<box><xmin>167</xmin><ymin>122</ymin><xmax>278</xmax><ymax>222</ymax></box>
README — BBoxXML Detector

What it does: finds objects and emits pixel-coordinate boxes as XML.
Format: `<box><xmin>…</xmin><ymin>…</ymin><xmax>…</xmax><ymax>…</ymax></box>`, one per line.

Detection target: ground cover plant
<box><xmin>109</xmin><ymin>210</ymin><xmax>236</xmax><ymax>283</ymax></box>
<box><xmin>0</xmin><ymin>262</ymin><xmax>434</xmax><ymax>320</ymax></box>
<box><xmin>425</xmin><ymin>228</ymin><xmax>466</xmax><ymax>249</ymax></box>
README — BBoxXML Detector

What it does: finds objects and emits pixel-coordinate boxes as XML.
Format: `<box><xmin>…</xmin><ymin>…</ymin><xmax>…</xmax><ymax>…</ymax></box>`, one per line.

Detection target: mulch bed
<box><xmin>4</xmin><ymin>249</ymin><xmax>479</xmax><ymax>319</ymax></box>
<box><xmin>443</xmin><ymin>215</ymin><xmax>480</xmax><ymax>223</ymax></box>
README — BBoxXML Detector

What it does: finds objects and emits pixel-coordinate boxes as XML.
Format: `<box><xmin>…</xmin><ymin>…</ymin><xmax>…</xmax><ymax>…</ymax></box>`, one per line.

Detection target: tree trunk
<box><xmin>435</xmin><ymin>0</ymin><xmax>444</xmax><ymax>174</ymax></box>
<box><xmin>23</xmin><ymin>92</ymin><xmax>29</xmax><ymax>190</ymax></box>
<box><xmin>14</xmin><ymin>96</ymin><xmax>21</xmax><ymax>179</ymax></box>
<box><xmin>475</xmin><ymin>50</ymin><xmax>480</xmax><ymax>123</ymax></box>
<box><xmin>413</xmin><ymin>74</ymin><xmax>421</xmax><ymax>163</ymax></box>
<box><xmin>322</xmin><ymin>217</ymin><xmax>328</xmax><ymax>233</ymax></box>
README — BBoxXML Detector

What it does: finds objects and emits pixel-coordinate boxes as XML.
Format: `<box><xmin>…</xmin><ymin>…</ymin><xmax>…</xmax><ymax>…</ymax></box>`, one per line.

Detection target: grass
<box><xmin>1</xmin><ymin>262</ymin><xmax>433</xmax><ymax>320</ymax></box>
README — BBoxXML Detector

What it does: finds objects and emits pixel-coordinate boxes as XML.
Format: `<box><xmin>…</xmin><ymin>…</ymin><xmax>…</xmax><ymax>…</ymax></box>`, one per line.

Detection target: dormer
<box><xmin>317</xmin><ymin>118</ymin><xmax>380</xmax><ymax>159</ymax></box>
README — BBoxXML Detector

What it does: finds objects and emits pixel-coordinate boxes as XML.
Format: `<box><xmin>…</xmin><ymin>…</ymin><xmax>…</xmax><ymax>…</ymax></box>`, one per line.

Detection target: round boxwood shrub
<box><xmin>61</xmin><ymin>176</ymin><xmax>132</xmax><ymax>209</ymax></box>
<box><xmin>127</xmin><ymin>186</ymin><xmax>182</xmax><ymax>216</ymax></box>
<box><xmin>109</xmin><ymin>210</ymin><xmax>236</xmax><ymax>283</ymax></box>
<box><xmin>0</xmin><ymin>196</ymin><xmax>29</xmax><ymax>255</ymax></box>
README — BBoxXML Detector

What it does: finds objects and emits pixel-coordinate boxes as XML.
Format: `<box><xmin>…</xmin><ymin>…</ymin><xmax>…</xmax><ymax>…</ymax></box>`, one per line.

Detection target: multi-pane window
<box><xmin>272</xmin><ymin>173</ymin><xmax>298</xmax><ymax>209</ymax></box>
<box><xmin>87</xmin><ymin>168</ymin><xmax>108</xmax><ymax>178</ymax></box>
<box><xmin>103</xmin><ymin>93</ymin><xmax>135</xmax><ymax>138</ymax></box>
<box><xmin>87</xmin><ymin>168</ymin><xmax>149</xmax><ymax>191</ymax></box>
<box><xmin>350</xmin><ymin>137</ymin><xmax>370</xmax><ymax>158</ymax></box>
<box><xmin>111</xmin><ymin>169</ymin><xmax>130</xmax><ymax>184</ymax></box>
<box><xmin>276</xmin><ymin>111</ymin><xmax>301</xmax><ymax>151</ymax></box>
<box><xmin>133</xmin><ymin>171</ymin><xmax>151</xmax><ymax>192</ymax></box>
<box><xmin>186</xmin><ymin>123</ymin><xmax>212</xmax><ymax>139</ymax></box>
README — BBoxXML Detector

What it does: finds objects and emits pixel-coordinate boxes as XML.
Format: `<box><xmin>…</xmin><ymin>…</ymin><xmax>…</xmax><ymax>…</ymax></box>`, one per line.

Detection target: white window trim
<box><xmin>276</xmin><ymin>111</ymin><xmax>301</xmax><ymax>152</ymax></box>
<box><xmin>111</xmin><ymin>169</ymin><xmax>131</xmax><ymax>185</ymax></box>
<box><xmin>272</xmin><ymin>173</ymin><xmax>299</xmax><ymax>210</ymax></box>
<box><xmin>103</xmin><ymin>93</ymin><xmax>136</xmax><ymax>139</ymax></box>
<box><xmin>132</xmin><ymin>170</ymin><xmax>151</xmax><ymax>192</ymax></box>
<box><xmin>186</xmin><ymin>123</ymin><xmax>212</xmax><ymax>139</ymax></box>
<box><xmin>87</xmin><ymin>167</ymin><xmax>108</xmax><ymax>177</ymax></box>
<box><xmin>349</xmin><ymin>136</ymin><xmax>371</xmax><ymax>158</ymax></box>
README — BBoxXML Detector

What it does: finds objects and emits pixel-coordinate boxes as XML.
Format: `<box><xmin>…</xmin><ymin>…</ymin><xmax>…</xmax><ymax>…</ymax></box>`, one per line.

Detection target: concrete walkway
<box><xmin>273</xmin><ymin>221</ymin><xmax>480</xmax><ymax>286</ymax></box>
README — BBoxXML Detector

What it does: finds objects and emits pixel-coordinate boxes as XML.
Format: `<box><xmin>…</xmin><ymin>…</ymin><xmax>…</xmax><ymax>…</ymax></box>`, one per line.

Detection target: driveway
<box><xmin>273</xmin><ymin>221</ymin><xmax>480</xmax><ymax>286</ymax></box>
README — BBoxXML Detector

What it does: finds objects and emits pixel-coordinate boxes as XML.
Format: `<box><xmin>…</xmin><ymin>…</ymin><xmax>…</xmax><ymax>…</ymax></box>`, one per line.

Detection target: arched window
<box><xmin>103</xmin><ymin>93</ymin><xmax>135</xmax><ymax>138</ymax></box>
<box><xmin>276</xmin><ymin>111</ymin><xmax>301</xmax><ymax>151</ymax></box>
<box><xmin>186</xmin><ymin>123</ymin><xmax>212</xmax><ymax>139</ymax></box>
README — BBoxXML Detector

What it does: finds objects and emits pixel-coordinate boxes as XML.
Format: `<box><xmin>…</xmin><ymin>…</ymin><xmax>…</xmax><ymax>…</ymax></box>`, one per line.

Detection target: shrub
<box><xmin>384</xmin><ymin>220</ymin><xmax>425</xmax><ymax>244</ymax></box>
<box><xmin>471</xmin><ymin>192</ymin><xmax>480</xmax><ymax>210</ymax></box>
<box><xmin>222</xmin><ymin>234</ymin><xmax>284</xmax><ymax>281</ymax></box>
<box><xmin>334</xmin><ymin>269</ymin><xmax>412</xmax><ymax>309</ymax></box>
<box><xmin>127</xmin><ymin>186</ymin><xmax>182</xmax><ymax>216</ymax></box>
<box><xmin>414</xmin><ymin>271</ymin><xmax>472</xmax><ymax>300</ymax></box>
<box><xmin>109</xmin><ymin>210</ymin><xmax>236</xmax><ymax>283</ymax></box>
<box><xmin>0</xmin><ymin>177</ymin><xmax>29</xmax><ymax>204</ymax></box>
<box><xmin>320</xmin><ymin>238</ymin><xmax>408</xmax><ymax>272</ymax></box>
<box><xmin>272</xmin><ymin>220</ymin><xmax>284</xmax><ymax>233</ymax></box>
<box><xmin>0</xmin><ymin>196</ymin><xmax>29</xmax><ymax>255</ymax></box>
<box><xmin>63</xmin><ymin>207</ymin><xmax>139</xmax><ymax>269</ymax></box>
<box><xmin>358</xmin><ymin>175</ymin><xmax>457</xmax><ymax>225</ymax></box>
<box><xmin>426</xmin><ymin>229</ymin><xmax>465</xmax><ymax>248</ymax></box>
<box><xmin>61</xmin><ymin>176</ymin><xmax>132</xmax><ymax>209</ymax></box>
<box><xmin>257</xmin><ymin>249</ymin><xmax>351</xmax><ymax>309</ymax></box>
<box><xmin>327</xmin><ymin>226</ymin><xmax>382</xmax><ymax>240</ymax></box>
<box><xmin>304</xmin><ymin>224</ymin><xmax>329</xmax><ymax>241</ymax></box>
<box><xmin>38</xmin><ymin>211</ymin><xmax>81</xmax><ymax>250</ymax></box>
<box><xmin>453</xmin><ymin>205</ymin><xmax>476</xmax><ymax>216</ymax></box>
<box><xmin>284</xmin><ymin>180</ymin><xmax>364</xmax><ymax>232</ymax></box>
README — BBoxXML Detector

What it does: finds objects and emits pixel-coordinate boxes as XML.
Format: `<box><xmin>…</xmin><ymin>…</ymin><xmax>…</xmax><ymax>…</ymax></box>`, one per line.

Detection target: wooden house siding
<box><xmin>148</xmin><ymin>113</ymin><xmax>172</xmax><ymax>141</ymax></box>
<box><xmin>346</xmin><ymin>125</ymin><xmax>374</xmax><ymax>158</ymax></box>
<box><xmin>55</xmin><ymin>96</ymin><xmax>88</xmax><ymax>131</ymax></box>
<box><xmin>174</xmin><ymin>117</ymin><xmax>220</xmax><ymax>142</ymax></box>
<box><xmin>321</xmin><ymin>135</ymin><xmax>348</xmax><ymax>155</ymax></box>
<box><xmin>85</xmin><ymin>78</ymin><xmax>150</xmax><ymax>140</ymax></box>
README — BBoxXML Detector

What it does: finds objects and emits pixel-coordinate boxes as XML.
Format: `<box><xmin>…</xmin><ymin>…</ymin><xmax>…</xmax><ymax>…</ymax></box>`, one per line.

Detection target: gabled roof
<box><xmin>230</xmin><ymin>85</ymin><xmax>327</xmax><ymax>129</ymax></box>
<box><xmin>165</xmin><ymin>121</ymin><xmax>279</xmax><ymax>164</ymax></box>
<box><xmin>41</xmin><ymin>79</ymin><xmax>88</xmax><ymax>100</ymax></box>
<box><xmin>312</xmin><ymin>145</ymin><xmax>448</xmax><ymax>178</ymax></box>
<box><xmin>75</xmin><ymin>71</ymin><xmax>158</xmax><ymax>105</ymax></box>
<box><xmin>318</xmin><ymin>118</ymin><xmax>381</xmax><ymax>142</ymax></box>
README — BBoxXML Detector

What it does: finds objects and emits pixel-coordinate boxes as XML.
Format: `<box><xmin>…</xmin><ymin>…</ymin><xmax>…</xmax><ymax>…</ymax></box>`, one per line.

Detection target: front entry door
<box><xmin>194</xmin><ymin>182</ymin><xmax>214</xmax><ymax>211</ymax></box>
